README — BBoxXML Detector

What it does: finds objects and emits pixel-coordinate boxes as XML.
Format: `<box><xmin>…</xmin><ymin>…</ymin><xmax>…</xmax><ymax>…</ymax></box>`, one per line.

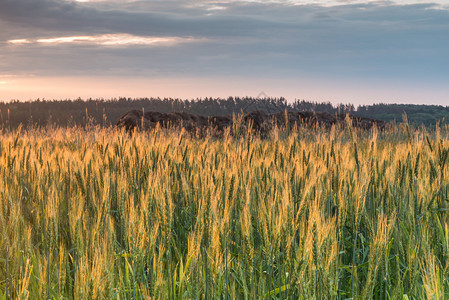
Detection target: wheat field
<box><xmin>1</xmin><ymin>121</ymin><xmax>449</xmax><ymax>299</ymax></box>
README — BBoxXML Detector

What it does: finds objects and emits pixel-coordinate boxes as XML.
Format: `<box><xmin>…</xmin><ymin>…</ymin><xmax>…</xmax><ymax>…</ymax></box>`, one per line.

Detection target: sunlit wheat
<box><xmin>0</xmin><ymin>122</ymin><xmax>448</xmax><ymax>299</ymax></box>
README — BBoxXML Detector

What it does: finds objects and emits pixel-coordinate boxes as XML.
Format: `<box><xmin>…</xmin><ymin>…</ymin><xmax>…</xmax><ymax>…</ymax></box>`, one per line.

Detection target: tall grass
<box><xmin>0</xmin><ymin>122</ymin><xmax>449</xmax><ymax>299</ymax></box>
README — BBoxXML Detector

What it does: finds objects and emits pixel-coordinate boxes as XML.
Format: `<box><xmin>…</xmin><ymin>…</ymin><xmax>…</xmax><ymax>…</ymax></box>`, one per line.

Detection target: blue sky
<box><xmin>0</xmin><ymin>0</ymin><xmax>448</xmax><ymax>106</ymax></box>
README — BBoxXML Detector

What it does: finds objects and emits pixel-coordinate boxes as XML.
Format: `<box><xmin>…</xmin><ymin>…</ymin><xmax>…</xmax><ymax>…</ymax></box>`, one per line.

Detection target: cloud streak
<box><xmin>8</xmin><ymin>34</ymin><xmax>200</xmax><ymax>47</ymax></box>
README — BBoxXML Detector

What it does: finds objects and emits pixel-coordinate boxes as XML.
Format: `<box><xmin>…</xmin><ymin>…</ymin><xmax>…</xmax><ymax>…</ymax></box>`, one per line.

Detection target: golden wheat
<box><xmin>0</xmin><ymin>123</ymin><xmax>448</xmax><ymax>299</ymax></box>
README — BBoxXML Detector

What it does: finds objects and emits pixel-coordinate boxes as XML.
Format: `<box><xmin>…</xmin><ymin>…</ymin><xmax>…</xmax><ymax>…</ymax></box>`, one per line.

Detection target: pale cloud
<box><xmin>36</xmin><ymin>36</ymin><xmax>94</xmax><ymax>44</ymax></box>
<box><xmin>205</xmin><ymin>5</ymin><xmax>227</xmax><ymax>11</ymax></box>
<box><xmin>94</xmin><ymin>35</ymin><xmax>196</xmax><ymax>46</ymax></box>
<box><xmin>7</xmin><ymin>39</ymin><xmax>32</xmax><ymax>45</ymax></box>
<box><xmin>10</xmin><ymin>34</ymin><xmax>199</xmax><ymax>47</ymax></box>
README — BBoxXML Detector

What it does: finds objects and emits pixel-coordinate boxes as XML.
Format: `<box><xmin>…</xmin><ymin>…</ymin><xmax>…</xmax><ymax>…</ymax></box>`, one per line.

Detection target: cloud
<box><xmin>1</xmin><ymin>1</ymin><xmax>447</xmax><ymax>41</ymax></box>
<box><xmin>0</xmin><ymin>0</ymin><xmax>288</xmax><ymax>39</ymax></box>
<box><xmin>7</xmin><ymin>34</ymin><xmax>200</xmax><ymax>47</ymax></box>
<box><xmin>0</xmin><ymin>0</ymin><xmax>448</xmax><ymax>82</ymax></box>
<box><xmin>7</xmin><ymin>39</ymin><xmax>32</xmax><ymax>45</ymax></box>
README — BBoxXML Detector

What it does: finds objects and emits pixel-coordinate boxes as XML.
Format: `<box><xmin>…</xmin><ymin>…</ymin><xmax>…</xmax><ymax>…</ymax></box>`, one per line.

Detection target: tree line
<box><xmin>0</xmin><ymin>97</ymin><xmax>447</xmax><ymax>129</ymax></box>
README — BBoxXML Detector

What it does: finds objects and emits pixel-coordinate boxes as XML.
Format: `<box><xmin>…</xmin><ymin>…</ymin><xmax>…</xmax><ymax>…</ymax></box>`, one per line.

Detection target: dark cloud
<box><xmin>0</xmin><ymin>0</ymin><xmax>448</xmax><ymax>81</ymax></box>
<box><xmin>0</xmin><ymin>0</ymin><xmax>291</xmax><ymax>39</ymax></box>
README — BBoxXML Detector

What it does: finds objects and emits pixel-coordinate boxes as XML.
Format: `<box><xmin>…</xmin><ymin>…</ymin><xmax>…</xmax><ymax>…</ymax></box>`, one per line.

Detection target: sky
<box><xmin>0</xmin><ymin>0</ymin><xmax>448</xmax><ymax>106</ymax></box>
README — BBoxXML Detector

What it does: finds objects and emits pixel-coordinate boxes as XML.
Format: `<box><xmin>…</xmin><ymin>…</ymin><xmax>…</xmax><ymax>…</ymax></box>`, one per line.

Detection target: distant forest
<box><xmin>0</xmin><ymin>97</ymin><xmax>448</xmax><ymax>129</ymax></box>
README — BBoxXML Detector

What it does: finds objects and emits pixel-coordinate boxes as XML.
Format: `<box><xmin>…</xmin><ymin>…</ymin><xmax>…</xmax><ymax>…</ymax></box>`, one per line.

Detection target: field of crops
<box><xmin>1</xmin><ymin>122</ymin><xmax>449</xmax><ymax>299</ymax></box>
